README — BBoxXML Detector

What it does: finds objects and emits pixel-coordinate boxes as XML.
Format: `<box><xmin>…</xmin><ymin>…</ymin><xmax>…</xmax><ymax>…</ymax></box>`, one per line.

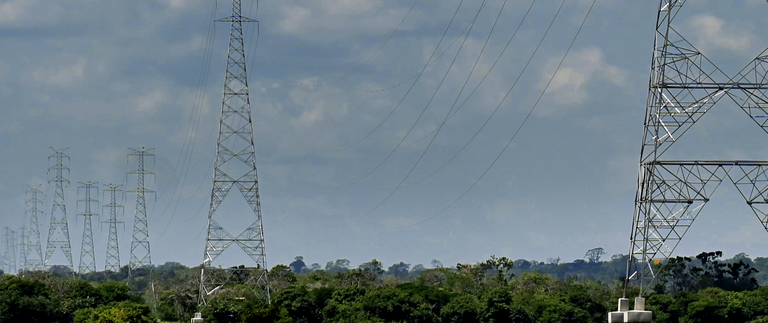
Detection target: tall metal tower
<box><xmin>1</xmin><ymin>227</ymin><xmax>12</xmax><ymax>274</ymax></box>
<box><xmin>103</xmin><ymin>184</ymin><xmax>124</xmax><ymax>272</ymax></box>
<box><xmin>45</xmin><ymin>147</ymin><xmax>74</xmax><ymax>270</ymax></box>
<box><xmin>8</xmin><ymin>229</ymin><xmax>16</xmax><ymax>274</ymax></box>
<box><xmin>25</xmin><ymin>186</ymin><xmax>45</xmax><ymax>270</ymax></box>
<box><xmin>1</xmin><ymin>228</ymin><xmax>17</xmax><ymax>274</ymax></box>
<box><xmin>18</xmin><ymin>226</ymin><xmax>26</xmax><ymax>273</ymax></box>
<box><xmin>199</xmin><ymin>0</ymin><xmax>270</xmax><ymax>306</ymax></box>
<box><xmin>625</xmin><ymin>0</ymin><xmax>768</xmax><ymax>295</ymax></box>
<box><xmin>127</xmin><ymin>147</ymin><xmax>155</xmax><ymax>273</ymax></box>
<box><xmin>77</xmin><ymin>181</ymin><xmax>99</xmax><ymax>274</ymax></box>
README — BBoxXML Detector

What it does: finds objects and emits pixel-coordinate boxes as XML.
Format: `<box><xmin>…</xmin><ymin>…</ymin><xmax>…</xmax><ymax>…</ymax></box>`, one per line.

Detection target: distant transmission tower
<box><xmin>103</xmin><ymin>184</ymin><xmax>125</xmax><ymax>272</ymax></box>
<box><xmin>199</xmin><ymin>0</ymin><xmax>270</xmax><ymax>306</ymax></box>
<box><xmin>18</xmin><ymin>226</ymin><xmax>26</xmax><ymax>273</ymax></box>
<box><xmin>1</xmin><ymin>228</ymin><xmax>16</xmax><ymax>274</ymax></box>
<box><xmin>625</xmin><ymin>0</ymin><xmax>768</xmax><ymax>295</ymax></box>
<box><xmin>127</xmin><ymin>147</ymin><xmax>155</xmax><ymax>273</ymax></box>
<box><xmin>0</xmin><ymin>227</ymin><xmax>8</xmax><ymax>273</ymax></box>
<box><xmin>25</xmin><ymin>186</ymin><xmax>45</xmax><ymax>270</ymax></box>
<box><xmin>45</xmin><ymin>147</ymin><xmax>74</xmax><ymax>270</ymax></box>
<box><xmin>8</xmin><ymin>229</ymin><xmax>16</xmax><ymax>274</ymax></box>
<box><xmin>77</xmin><ymin>181</ymin><xmax>99</xmax><ymax>274</ymax></box>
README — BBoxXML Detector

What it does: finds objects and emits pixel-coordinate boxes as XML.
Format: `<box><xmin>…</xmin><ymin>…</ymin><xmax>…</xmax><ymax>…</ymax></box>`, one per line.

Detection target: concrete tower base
<box><xmin>608</xmin><ymin>297</ymin><xmax>652</xmax><ymax>323</ymax></box>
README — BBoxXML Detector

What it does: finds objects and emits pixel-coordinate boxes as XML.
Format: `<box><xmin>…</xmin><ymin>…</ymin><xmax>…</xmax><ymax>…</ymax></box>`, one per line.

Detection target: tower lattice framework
<box><xmin>18</xmin><ymin>226</ymin><xmax>26</xmax><ymax>273</ymax></box>
<box><xmin>626</xmin><ymin>0</ymin><xmax>768</xmax><ymax>295</ymax></box>
<box><xmin>199</xmin><ymin>0</ymin><xmax>270</xmax><ymax>306</ymax></box>
<box><xmin>25</xmin><ymin>186</ymin><xmax>45</xmax><ymax>271</ymax></box>
<box><xmin>78</xmin><ymin>181</ymin><xmax>99</xmax><ymax>274</ymax></box>
<box><xmin>103</xmin><ymin>184</ymin><xmax>124</xmax><ymax>272</ymax></box>
<box><xmin>127</xmin><ymin>148</ymin><xmax>155</xmax><ymax>273</ymax></box>
<box><xmin>1</xmin><ymin>227</ymin><xmax>15</xmax><ymax>274</ymax></box>
<box><xmin>45</xmin><ymin>147</ymin><xmax>74</xmax><ymax>270</ymax></box>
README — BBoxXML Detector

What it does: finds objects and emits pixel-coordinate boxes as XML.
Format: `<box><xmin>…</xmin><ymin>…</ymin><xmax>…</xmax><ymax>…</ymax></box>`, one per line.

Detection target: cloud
<box><xmin>91</xmin><ymin>147</ymin><xmax>126</xmax><ymax>185</ymax></box>
<box><xmin>684</xmin><ymin>14</ymin><xmax>753</xmax><ymax>54</ymax></box>
<box><xmin>539</xmin><ymin>46</ymin><xmax>629</xmax><ymax>109</ymax></box>
<box><xmin>0</xmin><ymin>0</ymin><xmax>63</xmax><ymax>28</ymax></box>
<box><xmin>31</xmin><ymin>58</ymin><xmax>87</xmax><ymax>88</ymax></box>
<box><xmin>275</xmin><ymin>0</ymin><xmax>414</xmax><ymax>43</ymax></box>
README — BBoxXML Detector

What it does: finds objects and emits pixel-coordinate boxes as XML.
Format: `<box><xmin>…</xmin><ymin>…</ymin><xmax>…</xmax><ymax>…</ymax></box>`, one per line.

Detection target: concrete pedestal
<box><xmin>191</xmin><ymin>313</ymin><xmax>204</xmax><ymax>323</ymax></box>
<box><xmin>608</xmin><ymin>297</ymin><xmax>652</xmax><ymax>322</ymax></box>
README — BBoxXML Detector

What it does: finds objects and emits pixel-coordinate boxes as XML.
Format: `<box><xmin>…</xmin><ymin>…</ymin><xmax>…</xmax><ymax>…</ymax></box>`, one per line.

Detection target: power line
<box><xmin>391</xmin><ymin>0</ymin><xmax>597</xmax><ymax>228</ymax></box>
<box><xmin>299</xmin><ymin>0</ymin><xmax>420</xmax><ymax>88</ymax></box>
<box><xmin>349</xmin><ymin>0</ymin><xmax>509</xmax><ymax>222</ymax></box>
<box><xmin>307</xmin><ymin>0</ymin><xmax>469</xmax><ymax>154</ymax></box>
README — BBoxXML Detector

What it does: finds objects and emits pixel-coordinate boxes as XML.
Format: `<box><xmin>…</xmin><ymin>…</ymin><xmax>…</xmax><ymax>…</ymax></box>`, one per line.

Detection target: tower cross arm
<box><xmin>216</xmin><ymin>16</ymin><xmax>257</xmax><ymax>23</ymax></box>
<box><xmin>657</xmin><ymin>82</ymin><xmax>768</xmax><ymax>90</ymax></box>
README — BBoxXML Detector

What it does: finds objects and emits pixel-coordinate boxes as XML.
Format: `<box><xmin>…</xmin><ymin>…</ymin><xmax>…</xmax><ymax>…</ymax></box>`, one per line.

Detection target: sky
<box><xmin>2</xmin><ymin>0</ymin><xmax>768</xmax><ymax>273</ymax></box>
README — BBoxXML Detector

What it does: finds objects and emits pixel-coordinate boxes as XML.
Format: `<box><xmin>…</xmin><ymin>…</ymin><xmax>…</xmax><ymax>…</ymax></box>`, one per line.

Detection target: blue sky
<box><xmin>2</xmin><ymin>0</ymin><xmax>768</xmax><ymax>272</ymax></box>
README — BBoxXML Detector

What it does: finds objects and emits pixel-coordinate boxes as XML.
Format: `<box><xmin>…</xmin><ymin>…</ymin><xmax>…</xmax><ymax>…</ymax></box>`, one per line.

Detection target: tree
<box><xmin>358</xmin><ymin>260</ymin><xmax>384</xmax><ymax>278</ymax></box>
<box><xmin>269</xmin><ymin>264</ymin><xmax>297</xmax><ymax>295</ymax></box>
<box><xmin>290</xmin><ymin>256</ymin><xmax>307</xmax><ymax>274</ymax></box>
<box><xmin>546</xmin><ymin>257</ymin><xmax>561</xmax><ymax>266</ymax></box>
<box><xmin>431</xmin><ymin>259</ymin><xmax>444</xmax><ymax>268</ymax></box>
<box><xmin>441</xmin><ymin>295</ymin><xmax>480</xmax><ymax>323</ymax></box>
<box><xmin>0</xmin><ymin>275</ymin><xmax>62</xmax><ymax>322</ymax></box>
<box><xmin>387</xmin><ymin>262</ymin><xmax>410</xmax><ymax>280</ymax></box>
<box><xmin>88</xmin><ymin>301</ymin><xmax>153</xmax><ymax>323</ymax></box>
<box><xmin>325</xmin><ymin>259</ymin><xmax>351</xmax><ymax>274</ymax></box>
<box><xmin>478</xmin><ymin>255</ymin><xmax>515</xmax><ymax>285</ymax></box>
<box><xmin>584</xmin><ymin>247</ymin><xmax>606</xmax><ymax>263</ymax></box>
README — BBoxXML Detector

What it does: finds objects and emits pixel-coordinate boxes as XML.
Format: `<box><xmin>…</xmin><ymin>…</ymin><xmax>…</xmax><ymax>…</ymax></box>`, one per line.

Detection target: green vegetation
<box><xmin>4</xmin><ymin>250</ymin><xmax>768</xmax><ymax>322</ymax></box>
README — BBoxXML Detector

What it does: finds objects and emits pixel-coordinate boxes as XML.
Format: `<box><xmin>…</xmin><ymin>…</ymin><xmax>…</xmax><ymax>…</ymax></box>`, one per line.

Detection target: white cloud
<box><xmin>539</xmin><ymin>46</ymin><xmax>629</xmax><ymax>109</ymax></box>
<box><xmin>91</xmin><ymin>147</ymin><xmax>125</xmax><ymax>185</ymax></box>
<box><xmin>0</xmin><ymin>0</ymin><xmax>62</xmax><ymax>28</ymax></box>
<box><xmin>275</xmin><ymin>0</ymin><xmax>413</xmax><ymax>43</ymax></box>
<box><xmin>685</xmin><ymin>14</ymin><xmax>753</xmax><ymax>54</ymax></box>
<box><xmin>32</xmin><ymin>58</ymin><xmax>87</xmax><ymax>87</ymax></box>
<box><xmin>0</xmin><ymin>119</ymin><xmax>20</xmax><ymax>134</ymax></box>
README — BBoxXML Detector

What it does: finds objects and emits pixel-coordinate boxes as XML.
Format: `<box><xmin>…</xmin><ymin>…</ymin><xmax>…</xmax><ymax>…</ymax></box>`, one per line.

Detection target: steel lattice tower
<box><xmin>626</xmin><ymin>0</ymin><xmax>768</xmax><ymax>295</ymax></box>
<box><xmin>8</xmin><ymin>229</ymin><xmax>16</xmax><ymax>274</ymax></box>
<box><xmin>103</xmin><ymin>184</ymin><xmax>124</xmax><ymax>272</ymax></box>
<box><xmin>1</xmin><ymin>228</ymin><xmax>16</xmax><ymax>274</ymax></box>
<box><xmin>0</xmin><ymin>228</ymin><xmax>7</xmax><ymax>273</ymax></box>
<box><xmin>77</xmin><ymin>182</ymin><xmax>99</xmax><ymax>274</ymax></box>
<box><xmin>25</xmin><ymin>186</ymin><xmax>45</xmax><ymax>270</ymax></box>
<box><xmin>45</xmin><ymin>147</ymin><xmax>74</xmax><ymax>270</ymax></box>
<box><xmin>199</xmin><ymin>0</ymin><xmax>270</xmax><ymax>306</ymax></box>
<box><xmin>18</xmin><ymin>226</ymin><xmax>26</xmax><ymax>273</ymax></box>
<box><xmin>127</xmin><ymin>147</ymin><xmax>155</xmax><ymax>273</ymax></box>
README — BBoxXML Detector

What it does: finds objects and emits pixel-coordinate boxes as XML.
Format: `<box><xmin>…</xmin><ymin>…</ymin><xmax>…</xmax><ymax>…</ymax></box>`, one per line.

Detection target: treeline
<box><xmin>2</xmin><ymin>251</ymin><xmax>768</xmax><ymax>322</ymax></box>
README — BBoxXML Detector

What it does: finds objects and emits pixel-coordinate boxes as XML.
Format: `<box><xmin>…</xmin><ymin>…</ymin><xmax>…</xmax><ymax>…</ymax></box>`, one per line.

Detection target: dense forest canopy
<box><xmin>3</xmin><ymin>250</ymin><xmax>768</xmax><ymax>322</ymax></box>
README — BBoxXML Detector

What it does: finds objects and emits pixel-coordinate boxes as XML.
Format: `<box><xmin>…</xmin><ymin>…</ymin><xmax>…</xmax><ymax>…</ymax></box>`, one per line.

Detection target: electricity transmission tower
<box><xmin>103</xmin><ymin>184</ymin><xmax>124</xmax><ymax>272</ymax></box>
<box><xmin>127</xmin><ymin>147</ymin><xmax>155</xmax><ymax>273</ymax></box>
<box><xmin>0</xmin><ymin>228</ymin><xmax>7</xmax><ymax>273</ymax></box>
<box><xmin>626</xmin><ymin>0</ymin><xmax>768</xmax><ymax>295</ymax></box>
<box><xmin>8</xmin><ymin>229</ymin><xmax>16</xmax><ymax>274</ymax></box>
<box><xmin>45</xmin><ymin>147</ymin><xmax>74</xmax><ymax>270</ymax></box>
<box><xmin>1</xmin><ymin>228</ymin><xmax>17</xmax><ymax>274</ymax></box>
<box><xmin>25</xmin><ymin>186</ymin><xmax>45</xmax><ymax>270</ymax></box>
<box><xmin>199</xmin><ymin>0</ymin><xmax>270</xmax><ymax>306</ymax></box>
<box><xmin>18</xmin><ymin>226</ymin><xmax>26</xmax><ymax>273</ymax></box>
<box><xmin>78</xmin><ymin>181</ymin><xmax>99</xmax><ymax>274</ymax></box>
<box><xmin>1</xmin><ymin>227</ymin><xmax>13</xmax><ymax>274</ymax></box>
